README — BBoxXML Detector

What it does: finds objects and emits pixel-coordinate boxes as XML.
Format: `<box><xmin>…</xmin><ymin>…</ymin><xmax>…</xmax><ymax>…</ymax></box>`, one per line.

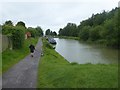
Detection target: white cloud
<box><xmin>0</xmin><ymin>0</ymin><xmax>119</xmax><ymax>33</ymax></box>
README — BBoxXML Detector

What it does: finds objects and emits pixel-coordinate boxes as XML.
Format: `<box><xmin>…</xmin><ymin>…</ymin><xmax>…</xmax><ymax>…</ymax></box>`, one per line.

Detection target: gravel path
<box><xmin>2</xmin><ymin>38</ymin><xmax>42</xmax><ymax>88</ymax></box>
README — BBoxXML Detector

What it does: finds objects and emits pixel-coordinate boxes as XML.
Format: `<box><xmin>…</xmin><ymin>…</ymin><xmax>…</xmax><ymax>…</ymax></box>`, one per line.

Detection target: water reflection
<box><xmin>54</xmin><ymin>38</ymin><xmax>118</xmax><ymax>64</ymax></box>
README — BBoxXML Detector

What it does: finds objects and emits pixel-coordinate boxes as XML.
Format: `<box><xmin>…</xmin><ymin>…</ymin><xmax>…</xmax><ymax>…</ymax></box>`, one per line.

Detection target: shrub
<box><xmin>27</xmin><ymin>27</ymin><xmax>37</xmax><ymax>38</ymax></box>
<box><xmin>12</xmin><ymin>26</ymin><xmax>25</xmax><ymax>49</ymax></box>
<box><xmin>70</xmin><ymin>62</ymin><xmax>78</xmax><ymax>65</ymax></box>
<box><xmin>45</xmin><ymin>42</ymin><xmax>53</xmax><ymax>49</ymax></box>
<box><xmin>2</xmin><ymin>25</ymin><xmax>14</xmax><ymax>35</ymax></box>
<box><xmin>79</xmin><ymin>26</ymin><xmax>91</xmax><ymax>41</ymax></box>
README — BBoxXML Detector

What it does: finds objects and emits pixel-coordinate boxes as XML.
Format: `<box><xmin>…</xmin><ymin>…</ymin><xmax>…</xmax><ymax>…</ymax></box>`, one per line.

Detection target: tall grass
<box><xmin>0</xmin><ymin>53</ymin><xmax>2</xmax><ymax>74</ymax></box>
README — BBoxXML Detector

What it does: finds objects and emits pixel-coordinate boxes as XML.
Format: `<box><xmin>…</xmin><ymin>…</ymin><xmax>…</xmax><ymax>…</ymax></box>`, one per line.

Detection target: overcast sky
<box><xmin>0</xmin><ymin>0</ymin><xmax>119</xmax><ymax>33</ymax></box>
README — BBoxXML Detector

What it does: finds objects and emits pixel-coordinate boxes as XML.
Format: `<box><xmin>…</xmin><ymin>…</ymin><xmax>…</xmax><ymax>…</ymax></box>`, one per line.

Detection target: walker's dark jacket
<box><xmin>29</xmin><ymin>45</ymin><xmax>35</xmax><ymax>53</ymax></box>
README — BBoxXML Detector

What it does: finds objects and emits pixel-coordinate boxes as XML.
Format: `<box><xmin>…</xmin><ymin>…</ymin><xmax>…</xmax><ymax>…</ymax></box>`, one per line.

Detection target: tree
<box><xmin>89</xmin><ymin>26</ymin><xmax>101</xmax><ymax>41</ymax></box>
<box><xmin>50</xmin><ymin>31</ymin><xmax>53</xmax><ymax>35</ymax></box>
<box><xmin>58</xmin><ymin>23</ymin><xmax>78</xmax><ymax>37</ymax></box>
<box><xmin>58</xmin><ymin>28</ymin><xmax>63</xmax><ymax>36</ymax></box>
<box><xmin>16</xmin><ymin>21</ymin><xmax>26</xmax><ymax>28</ymax></box>
<box><xmin>12</xmin><ymin>26</ymin><xmax>25</xmax><ymax>49</ymax></box>
<box><xmin>58</xmin><ymin>7</ymin><xmax>119</xmax><ymax>48</ymax></box>
<box><xmin>4</xmin><ymin>20</ymin><xmax>13</xmax><ymax>26</ymax></box>
<box><xmin>27</xmin><ymin>27</ymin><xmax>37</xmax><ymax>37</ymax></box>
<box><xmin>2</xmin><ymin>25</ymin><xmax>14</xmax><ymax>35</ymax></box>
<box><xmin>79</xmin><ymin>26</ymin><xmax>91</xmax><ymax>41</ymax></box>
<box><xmin>45</xmin><ymin>29</ymin><xmax>51</xmax><ymax>35</ymax></box>
<box><xmin>36</xmin><ymin>26</ymin><xmax>44</xmax><ymax>36</ymax></box>
<box><xmin>53</xmin><ymin>31</ymin><xmax>57</xmax><ymax>36</ymax></box>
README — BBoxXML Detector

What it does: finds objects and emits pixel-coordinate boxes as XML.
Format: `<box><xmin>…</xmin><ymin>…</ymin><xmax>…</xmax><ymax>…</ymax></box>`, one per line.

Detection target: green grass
<box><xmin>2</xmin><ymin>37</ymin><xmax>38</xmax><ymax>73</ymax></box>
<box><xmin>38</xmin><ymin>38</ymin><xmax>118</xmax><ymax>88</ymax></box>
<box><xmin>0</xmin><ymin>53</ymin><xmax>2</xmax><ymax>74</ymax></box>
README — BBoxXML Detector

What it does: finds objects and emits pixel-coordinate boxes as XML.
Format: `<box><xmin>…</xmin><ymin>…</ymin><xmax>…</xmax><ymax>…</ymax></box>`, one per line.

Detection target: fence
<box><xmin>1</xmin><ymin>34</ymin><xmax>12</xmax><ymax>52</ymax></box>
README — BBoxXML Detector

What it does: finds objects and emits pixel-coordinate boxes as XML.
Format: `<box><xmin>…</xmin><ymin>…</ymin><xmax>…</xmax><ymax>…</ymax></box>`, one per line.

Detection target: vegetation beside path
<box><xmin>38</xmin><ymin>38</ymin><xmax>118</xmax><ymax>88</ymax></box>
<box><xmin>2</xmin><ymin>37</ymin><xmax>38</xmax><ymax>73</ymax></box>
<box><xmin>0</xmin><ymin>53</ymin><xmax>1</xmax><ymax>74</ymax></box>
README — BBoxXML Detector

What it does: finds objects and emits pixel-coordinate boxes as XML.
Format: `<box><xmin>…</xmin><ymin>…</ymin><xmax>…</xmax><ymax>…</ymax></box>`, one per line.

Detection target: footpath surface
<box><xmin>2</xmin><ymin>38</ymin><xmax>42</xmax><ymax>88</ymax></box>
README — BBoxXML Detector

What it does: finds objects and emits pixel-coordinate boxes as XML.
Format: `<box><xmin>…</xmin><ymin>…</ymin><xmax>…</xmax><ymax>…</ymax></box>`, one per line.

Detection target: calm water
<box><xmin>54</xmin><ymin>38</ymin><xmax>118</xmax><ymax>64</ymax></box>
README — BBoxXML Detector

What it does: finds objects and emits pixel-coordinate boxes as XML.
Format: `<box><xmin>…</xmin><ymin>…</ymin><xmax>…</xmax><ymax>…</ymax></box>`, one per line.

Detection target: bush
<box><xmin>79</xmin><ymin>26</ymin><xmax>91</xmax><ymax>41</ymax></box>
<box><xmin>70</xmin><ymin>62</ymin><xmax>78</xmax><ymax>65</ymax></box>
<box><xmin>45</xmin><ymin>42</ymin><xmax>53</xmax><ymax>49</ymax></box>
<box><xmin>27</xmin><ymin>27</ymin><xmax>38</xmax><ymax>38</ymax></box>
<box><xmin>12</xmin><ymin>26</ymin><xmax>25</xmax><ymax>49</ymax></box>
<box><xmin>89</xmin><ymin>26</ymin><xmax>101</xmax><ymax>41</ymax></box>
<box><xmin>2</xmin><ymin>25</ymin><xmax>14</xmax><ymax>35</ymax></box>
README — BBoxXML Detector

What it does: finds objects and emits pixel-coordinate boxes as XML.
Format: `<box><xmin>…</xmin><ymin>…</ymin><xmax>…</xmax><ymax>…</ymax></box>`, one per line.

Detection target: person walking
<box><xmin>29</xmin><ymin>44</ymin><xmax>35</xmax><ymax>57</ymax></box>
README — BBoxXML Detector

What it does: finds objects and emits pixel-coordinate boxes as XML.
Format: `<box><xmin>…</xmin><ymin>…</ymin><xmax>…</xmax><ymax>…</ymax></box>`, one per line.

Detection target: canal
<box><xmin>54</xmin><ymin>38</ymin><xmax>118</xmax><ymax>64</ymax></box>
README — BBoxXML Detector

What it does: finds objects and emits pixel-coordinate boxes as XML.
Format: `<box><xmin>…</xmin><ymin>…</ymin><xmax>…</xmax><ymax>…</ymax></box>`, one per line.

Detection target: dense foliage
<box><xmin>36</xmin><ymin>26</ymin><xmax>44</xmax><ymax>36</ymax></box>
<box><xmin>12</xmin><ymin>26</ymin><xmax>25</xmax><ymax>49</ymax></box>
<box><xmin>59</xmin><ymin>23</ymin><xmax>78</xmax><ymax>37</ymax></box>
<box><xmin>2</xmin><ymin>20</ymin><xmax>43</xmax><ymax>49</ymax></box>
<box><xmin>16</xmin><ymin>21</ymin><xmax>26</xmax><ymax>28</ymax></box>
<box><xmin>58</xmin><ymin>7</ymin><xmax>119</xmax><ymax>48</ymax></box>
<box><xmin>27</xmin><ymin>26</ymin><xmax>43</xmax><ymax>37</ymax></box>
<box><xmin>45</xmin><ymin>29</ymin><xmax>57</xmax><ymax>36</ymax></box>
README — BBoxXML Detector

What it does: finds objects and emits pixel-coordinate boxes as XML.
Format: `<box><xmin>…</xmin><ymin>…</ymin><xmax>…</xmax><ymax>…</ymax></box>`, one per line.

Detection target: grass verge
<box><xmin>2</xmin><ymin>37</ymin><xmax>38</xmax><ymax>73</ymax></box>
<box><xmin>38</xmin><ymin>38</ymin><xmax>118</xmax><ymax>88</ymax></box>
<box><xmin>0</xmin><ymin>53</ymin><xmax>1</xmax><ymax>74</ymax></box>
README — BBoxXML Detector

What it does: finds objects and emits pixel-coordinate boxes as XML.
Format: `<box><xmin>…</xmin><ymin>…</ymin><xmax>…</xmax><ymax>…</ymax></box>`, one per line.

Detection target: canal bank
<box><xmin>55</xmin><ymin>36</ymin><xmax>79</xmax><ymax>40</ymax></box>
<box><xmin>38</xmin><ymin>38</ymin><xmax>118</xmax><ymax>88</ymax></box>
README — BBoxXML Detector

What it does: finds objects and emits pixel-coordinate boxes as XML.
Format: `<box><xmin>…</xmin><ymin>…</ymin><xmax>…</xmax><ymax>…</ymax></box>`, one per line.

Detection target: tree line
<box><xmin>58</xmin><ymin>7</ymin><xmax>119</xmax><ymax>48</ymax></box>
<box><xmin>45</xmin><ymin>29</ymin><xmax>57</xmax><ymax>36</ymax></box>
<box><xmin>2</xmin><ymin>20</ymin><xmax>43</xmax><ymax>49</ymax></box>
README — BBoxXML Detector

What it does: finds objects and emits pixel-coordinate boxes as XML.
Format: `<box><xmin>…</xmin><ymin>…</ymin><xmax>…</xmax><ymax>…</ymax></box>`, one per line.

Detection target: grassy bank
<box><xmin>38</xmin><ymin>38</ymin><xmax>118</xmax><ymax>88</ymax></box>
<box><xmin>56</xmin><ymin>36</ymin><xmax>79</xmax><ymax>40</ymax></box>
<box><xmin>2</xmin><ymin>37</ymin><xmax>38</xmax><ymax>73</ymax></box>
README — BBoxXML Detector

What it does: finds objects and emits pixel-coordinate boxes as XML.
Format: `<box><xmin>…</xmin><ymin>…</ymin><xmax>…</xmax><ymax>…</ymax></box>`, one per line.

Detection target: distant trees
<box><xmin>45</xmin><ymin>29</ymin><xmax>57</xmax><ymax>36</ymax></box>
<box><xmin>45</xmin><ymin>29</ymin><xmax>51</xmax><ymax>35</ymax></box>
<box><xmin>79</xmin><ymin>26</ymin><xmax>91</xmax><ymax>41</ymax></box>
<box><xmin>59</xmin><ymin>23</ymin><xmax>78</xmax><ymax>37</ymax></box>
<box><xmin>89</xmin><ymin>26</ymin><xmax>101</xmax><ymax>41</ymax></box>
<box><xmin>79</xmin><ymin>7</ymin><xmax>119</xmax><ymax>48</ymax></box>
<box><xmin>27</xmin><ymin>26</ymin><xmax>43</xmax><ymax>38</ymax></box>
<box><xmin>58</xmin><ymin>7</ymin><xmax>119</xmax><ymax>48</ymax></box>
<box><xmin>52</xmin><ymin>31</ymin><xmax>57</xmax><ymax>36</ymax></box>
<box><xmin>36</xmin><ymin>26</ymin><xmax>44</xmax><ymax>36</ymax></box>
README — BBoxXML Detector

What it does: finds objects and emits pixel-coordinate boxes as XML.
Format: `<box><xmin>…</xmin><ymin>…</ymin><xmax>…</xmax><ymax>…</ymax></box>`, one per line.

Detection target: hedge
<box><xmin>12</xmin><ymin>26</ymin><xmax>25</xmax><ymax>49</ymax></box>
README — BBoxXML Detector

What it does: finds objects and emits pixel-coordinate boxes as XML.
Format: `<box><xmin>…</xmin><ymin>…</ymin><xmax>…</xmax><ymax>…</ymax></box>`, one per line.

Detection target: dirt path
<box><xmin>2</xmin><ymin>38</ymin><xmax>42</xmax><ymax>88</ymax></box>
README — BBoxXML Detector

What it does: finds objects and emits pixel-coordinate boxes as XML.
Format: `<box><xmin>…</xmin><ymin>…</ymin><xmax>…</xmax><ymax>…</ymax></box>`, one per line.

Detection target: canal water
<box><xmin>54</xmin><ymin>38</ymin><xmax>118</xmax><ymax>64</ymax></box>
